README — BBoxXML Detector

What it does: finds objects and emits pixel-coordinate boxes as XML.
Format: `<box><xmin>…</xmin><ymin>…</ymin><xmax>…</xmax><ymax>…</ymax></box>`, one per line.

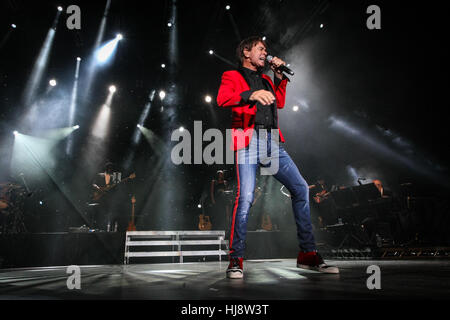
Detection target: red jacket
<box><xmin>216</xmin><ymin>70</ymin><xmax>288</xmax><ymax>150</ymax></box>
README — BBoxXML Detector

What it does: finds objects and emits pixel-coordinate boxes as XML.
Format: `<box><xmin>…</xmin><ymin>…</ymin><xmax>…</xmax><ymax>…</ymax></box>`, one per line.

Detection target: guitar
<box><xmin>198</xmin><ymin>214</ymin><xmax>212</xmax><ymax>231</ymax></box>
<box><xmin>261</xmin><ymin>214</ymin><xmax>273</xmax><ymax>231</ymax></box>
<box><xmin>252</xmin><ymin>186</ymin><xmax>263</xmax><ymax>205</ymax></box>
<box><xmin>127</xmin><ymin>195</ymin><xmax>136</xmax><ymax>231</ymax></box>
<box><xmin>92</xmin><ymin>173</ymin><xmax>136</xmax><ymax>201</ymax></box>
<box><xmin>313</xmin><ymin>189</ymin><xmax>330</xmax><ymax>204</ymax></box>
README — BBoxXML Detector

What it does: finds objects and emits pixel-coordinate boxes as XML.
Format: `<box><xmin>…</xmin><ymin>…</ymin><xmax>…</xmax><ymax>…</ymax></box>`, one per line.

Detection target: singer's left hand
<box><xmin>269</xmin><ymin>56</ymin><xmax>286</xmax><ymax>79</ymax></box>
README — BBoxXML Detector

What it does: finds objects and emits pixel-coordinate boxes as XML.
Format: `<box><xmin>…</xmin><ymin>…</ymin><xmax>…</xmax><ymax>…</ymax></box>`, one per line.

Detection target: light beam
<box><xmin>66</xmin><ymin>57</ymin><xmax>82</xmax><ymax>155</ymax></box>
<box><xmin>22</xmin><ymin>8</ymin><xmax>62</xmax><ymax>107</ymax></box>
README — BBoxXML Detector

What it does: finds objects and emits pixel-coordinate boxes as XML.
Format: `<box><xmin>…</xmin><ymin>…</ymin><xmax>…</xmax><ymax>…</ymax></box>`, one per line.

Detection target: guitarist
<box><xmin>310</xmin><ymin>179</ymin><xmax>330</xmax><ymax>204</ymax></box>
<box><xmin>92</xmin><ymin>162</ymin><xmax>121</xmax><ymax>195</ymax></box>
<box><xmin>309</xmin><ymin>178</ymin><xmax>336</xmax><ymax>228</ymax></box>
<box><xmin>90</xmin><ymin>162</ymin><xmax>122</xmax><ymax>231</ymax></box>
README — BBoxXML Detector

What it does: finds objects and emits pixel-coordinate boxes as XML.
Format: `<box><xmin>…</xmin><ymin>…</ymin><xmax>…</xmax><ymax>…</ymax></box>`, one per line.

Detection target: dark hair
<box><xmin>104</xmin><ymin>162</ymin><xmax>114</xmax><ymax>171</ymax></box>
<box><xmin>236</xmin><ymin>36</ymin><xmax>267</xmax><ymax>65</ymax></box>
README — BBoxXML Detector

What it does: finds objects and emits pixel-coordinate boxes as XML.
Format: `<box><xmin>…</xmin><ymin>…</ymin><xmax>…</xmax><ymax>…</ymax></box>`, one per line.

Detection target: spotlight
<box><xmin>161</xmin><ymin>63</ymin><xmax>166</xmax><ymax>68</ymax></box>
<box><xmin>116</xmin><ymin>33</ymin><xmax>123</xmax><ymax>40</ymax></box>
<box><xmin>179</xmin><ymin>126</ymin><xmax>184</xmax><ymax>132</ymax></box>
<box><xmin>293</xmin><ymin>105</ymin><xmax>299</xmax><ymax>112</ymax></box>
<box><xmin>57</xmin><ymin>6</ymin><xmax>63</xmax><ymax>12</ymax></box>
<box><xmin>137</xmin><ymin>124</ymin><xmax>141</xmax><ymax>128</ymax></box>
<box><xmin>159</xmin><ymin>90</ymin><xmax>166</xmax><ymax>100</ymax></box>
<box><xmin>198</xmin><ymin>204</ymin><xmax>202</xmax><ymax>208</ymax></box>
<box><xmin>262</xmin><ymin>36</ymin><xmax>266</xmax><ymax>41</ymax></box>
<box><xmin>95</xmin><ymin>36</ymin><xmax>121</xmax><ymax>64</ymax></box>
<box><xmin>49</xmin><ymin>79</ymin><xmax>57</xmax><ymax>87</ymax></box>
<box><xmin>73</xmin><ymin>125</ymin><xmax>80</xmax><ymax>129</ymax></box>
<box><xmin>11</xmin><ymin>24</ymin><xmax>17</xmax><ymax>29</ymax></box>
<box><xmin>209</xmin><ymin>50</ymin><xmax>214</xmax><ymax>55</ymax></box>
<box><xmin>320</xmin><ymin>23</ymin><xmax>324</xmax><ymax>28</ymax></box>
<box><xmin>39</xmin><ymin>201</ymin><xmax>43</xmax><ymax>205</ymax></box>
<box><xmin>109</xmin><ymin>85</ymin><xmax>117</xmax><ymax>93</ymax></box>
<box><xmin>77</xmin><ymin>57</ymin><xmax>82</xmax><ymax>61</ymax></box>
<box><xmin>204</xmin><ymin>95</ymin><xmax>212</xmax><ymax>103</ymax></box>
<box><xmin>13</xmin><ymin>131</ymin><xmax>18</xmax><ymax>136</ymax></box>
<box><xmin>167</xmin><ymin>22</ymin><xmax>172</xmax><ymax>27</ymax></box>
<box><xmin>225</xmin><ymin>5</ymin><xmax>231</xmax><ymax>10</ymax></box>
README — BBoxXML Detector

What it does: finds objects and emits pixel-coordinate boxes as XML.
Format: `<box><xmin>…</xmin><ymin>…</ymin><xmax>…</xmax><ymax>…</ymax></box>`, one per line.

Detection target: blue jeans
<box><xmin>229</xmin><ymin>129</ymin><xmax>316</xmax><ymax>258</ymax></box>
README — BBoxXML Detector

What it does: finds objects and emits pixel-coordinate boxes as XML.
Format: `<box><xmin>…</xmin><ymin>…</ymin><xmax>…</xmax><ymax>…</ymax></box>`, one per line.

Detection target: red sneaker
<box><xmin>226</xmin><ymin>257</ymin><xmax>244</xmax><ymax>279</ymax></box>
<box><xmin>297</xmin><ymin>251</ymin><xmax>339</xmax><ymax>274</ymax></box>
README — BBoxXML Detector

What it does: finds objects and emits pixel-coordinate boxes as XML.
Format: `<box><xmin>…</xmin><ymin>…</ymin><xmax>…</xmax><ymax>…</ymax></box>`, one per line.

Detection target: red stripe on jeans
<box><xmin>229</xmin><ymin>151</ymin><xmax>240</xmax><ymax>256</ymax></box>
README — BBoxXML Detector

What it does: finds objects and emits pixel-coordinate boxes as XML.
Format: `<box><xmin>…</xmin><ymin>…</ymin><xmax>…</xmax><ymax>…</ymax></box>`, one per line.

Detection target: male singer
<box><xmin>216</xmin><ymin>36</ymin><xmax>338</xmax><ymax>278</ymax></box>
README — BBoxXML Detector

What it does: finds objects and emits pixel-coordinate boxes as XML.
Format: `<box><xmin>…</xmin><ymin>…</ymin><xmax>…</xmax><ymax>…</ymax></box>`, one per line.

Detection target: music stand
<box><xmin>351</xmin><ymin>183</ymin><xmax>381</xmax><ymax>206</ymax></box>
<box><xmin>329</xmin><ymin>187</ymin><xmax>371</xmax><ymax>248</ymax></box>
<box><xmin>330</xmin><ymin>188</ymin><xmax>358</xmax><ymax>209</ymax></box>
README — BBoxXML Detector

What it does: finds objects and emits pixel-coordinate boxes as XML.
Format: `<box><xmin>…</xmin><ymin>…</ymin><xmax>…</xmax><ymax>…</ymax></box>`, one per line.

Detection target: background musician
<box><xmin>209</xmin><ymin>170</ymin><xmax>232</xmax><ymax>232</ymax></box>
<box><xmin>90</xmin><ymin>162</ymin><xmax>122</xmax><ymax>231</ymax></box>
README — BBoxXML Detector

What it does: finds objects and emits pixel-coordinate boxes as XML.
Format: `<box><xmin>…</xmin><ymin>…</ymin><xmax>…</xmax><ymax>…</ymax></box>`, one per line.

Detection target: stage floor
<box><xmin>0</xmin><ymin>259</ymin><xmax>449</xmax><ymax>300</ymax></box>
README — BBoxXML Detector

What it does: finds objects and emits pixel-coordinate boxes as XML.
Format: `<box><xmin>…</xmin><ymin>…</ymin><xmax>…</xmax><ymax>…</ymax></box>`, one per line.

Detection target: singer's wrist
<box><xmin>274</xmin><ymin>73</ymin><xmax>290</xmax><ymax>85</ymax></box>
<box><xmin>273</xmin><ymin>71</ymin><xmax>283</xmax><ymax>80</ymax></box>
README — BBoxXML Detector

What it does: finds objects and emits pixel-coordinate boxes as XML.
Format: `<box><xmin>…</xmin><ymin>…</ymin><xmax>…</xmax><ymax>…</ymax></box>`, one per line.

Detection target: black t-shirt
<box><xmin>238</xmin><ymin>66</ymin><xmax>278</xmax><ymax>129</ymax></box>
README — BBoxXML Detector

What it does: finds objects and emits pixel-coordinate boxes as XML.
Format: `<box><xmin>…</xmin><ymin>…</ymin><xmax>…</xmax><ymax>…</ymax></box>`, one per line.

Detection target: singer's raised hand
<box><xmin>269</xmin><ymin>56</ymin><xmax>286</xmax><ymax>78</ymax></box>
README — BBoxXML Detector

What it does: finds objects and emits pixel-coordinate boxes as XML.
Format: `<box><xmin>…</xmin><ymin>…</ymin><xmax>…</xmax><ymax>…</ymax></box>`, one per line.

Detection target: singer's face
<box><xmin>244</xmin><ymin>41</ymin><xmax>267</xmax><ymax>70</ymax></box>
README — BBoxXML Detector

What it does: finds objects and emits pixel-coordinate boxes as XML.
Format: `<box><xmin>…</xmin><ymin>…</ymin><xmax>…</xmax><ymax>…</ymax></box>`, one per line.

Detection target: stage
<box><xmin>0</xmin><ymin>231</ymin><xmax>303</xmax><ymax>268</ymax></box>
<box><xmin>0</xmin><ymin>259</ymin><xmax>449</xmax><ymax>300</ymax></box>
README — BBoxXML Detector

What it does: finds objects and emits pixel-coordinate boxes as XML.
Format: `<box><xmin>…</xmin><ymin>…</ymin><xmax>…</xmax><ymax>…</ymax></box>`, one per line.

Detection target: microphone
<box><xmin>266</xmin><ymin>55</ymin><xmax>294</xmax><ymax>76</ymax></box>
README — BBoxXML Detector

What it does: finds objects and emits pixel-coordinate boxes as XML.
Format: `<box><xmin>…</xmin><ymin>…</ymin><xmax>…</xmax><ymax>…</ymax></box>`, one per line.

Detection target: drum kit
<box><xmin>0</xmin><ymin>182</ymin><xmax>28</xmax><ymax>233</ymax></box>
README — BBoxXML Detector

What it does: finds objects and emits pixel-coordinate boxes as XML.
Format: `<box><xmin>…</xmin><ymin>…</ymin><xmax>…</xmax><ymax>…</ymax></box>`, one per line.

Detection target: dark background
<box><xmin>0</xmin><ymin>0</ymin><xmax>448</xmax><ymax>234</ymax></box>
